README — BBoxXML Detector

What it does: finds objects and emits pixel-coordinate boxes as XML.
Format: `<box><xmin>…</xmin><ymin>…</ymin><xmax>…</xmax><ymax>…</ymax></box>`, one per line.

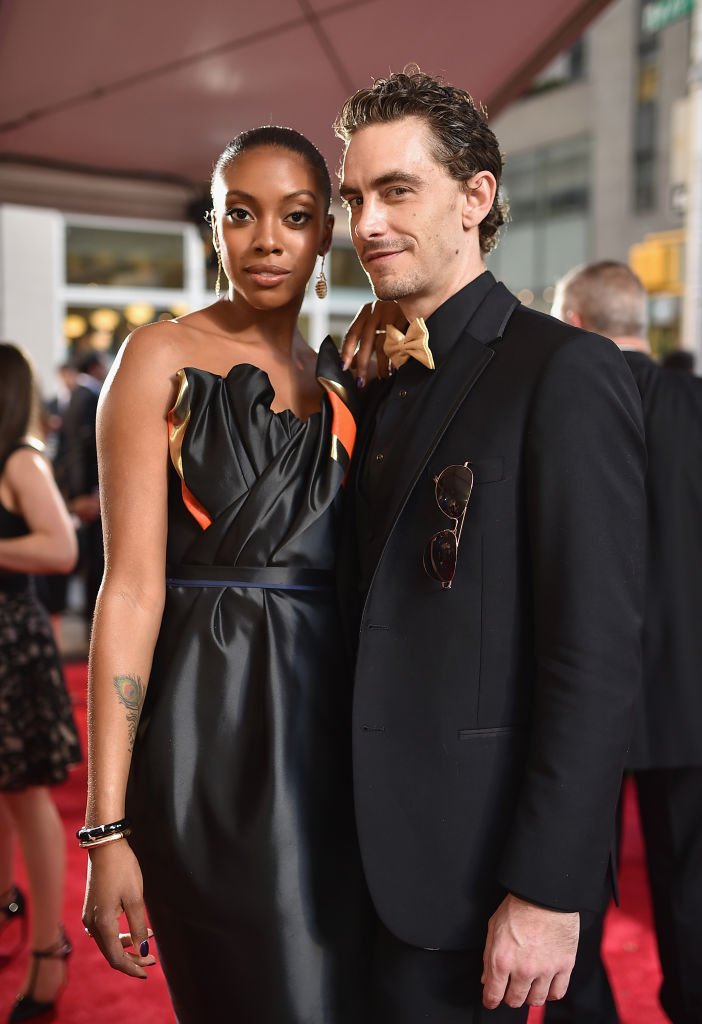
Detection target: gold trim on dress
<box><xmin>317</xmin><ymin>376</ymin><xmax>351</xmax><ymax>406</ymax></box>
<box><xmin>168</xmin><ymin>369</ymin><xmax>190</xmax><ymax>480</ymax></box>
<box><xmin>166</xmin><ymin>369</ymin><xmax>212</xmax><ymax>530</ymax></box>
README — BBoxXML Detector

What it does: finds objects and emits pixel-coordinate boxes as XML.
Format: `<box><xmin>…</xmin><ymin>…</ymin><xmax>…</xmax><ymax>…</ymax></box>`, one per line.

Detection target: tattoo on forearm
<box><xmin>113</xmin><ymin>674</ymin><xmax>146</xmax><ymax>753</ymax></box>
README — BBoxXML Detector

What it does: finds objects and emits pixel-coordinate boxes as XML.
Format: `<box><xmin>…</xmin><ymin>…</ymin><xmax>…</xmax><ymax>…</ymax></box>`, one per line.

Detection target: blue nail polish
<box><xmin>139</xmin><ymin>939</ymin><xmax>150</xmax><ymax>957</ymax></box>
<box><xmin>356</xmin><ymin>377</ymin><xmax>365</xmax><ymax>389</ymax></box>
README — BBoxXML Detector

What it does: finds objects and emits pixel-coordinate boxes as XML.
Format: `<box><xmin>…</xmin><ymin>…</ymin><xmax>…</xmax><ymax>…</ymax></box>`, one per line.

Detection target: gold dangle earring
<box><xmin>315</xmin><ymin>254</ymin><xmax>328</xmax><ymax>299</ymax></box>
<box><xmin>209</xmin><ymin>210</ymin><xmax>224</xmax><ymax>300</ymax></box>
<box><xmin>215</xmin><ymin>250</ymin><xmax>223</xmax><ymax>300</ymax></box>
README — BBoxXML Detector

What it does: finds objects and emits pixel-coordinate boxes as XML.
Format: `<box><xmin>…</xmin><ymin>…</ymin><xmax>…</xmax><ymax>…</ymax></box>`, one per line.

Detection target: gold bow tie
<box><xmin>383</xmin><ymin>318</ymin><xmax>434</xmax><ymax>370</ymax></box>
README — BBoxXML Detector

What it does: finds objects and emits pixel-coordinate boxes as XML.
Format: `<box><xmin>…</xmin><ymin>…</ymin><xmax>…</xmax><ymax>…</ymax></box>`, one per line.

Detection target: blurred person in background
<box><xmin>0</xmin><ymin>342</ymin><xmax>80</xmax><ymax>1023</ymax></box>
<box><xmin>44</xmin><ymin>362</ymin><xmax>78</xmax><ymax>467</ymax></box>
<box><xmin>61</xmin><ymin>352</ymin><xmax>107</xmax><ymax>631</ymax></box>
<box><xmin>551</xmin><ymin>261</ymin><xmax>702</xmax><ymax>1024</ymax></box>
<box><xmin>661</xmin><ymin>349</ymin><xmax>695</xmax><ymax>374</ymax></box>
<box><xmin>37</xmin><ymin>361</ymin><xmax>79</xmax><ymax>644</ymax></box>
<box><xmin>81</xmin><ymin>127</ymin><xmax>373</xmax><ymax>1024</ymax></box>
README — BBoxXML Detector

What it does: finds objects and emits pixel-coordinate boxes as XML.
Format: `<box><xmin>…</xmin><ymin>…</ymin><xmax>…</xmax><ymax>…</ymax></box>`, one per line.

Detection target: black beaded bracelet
<box><xmin>76</xmin><ymin>818</ymin><xmax>131</xmax><ymax>844</ymax></box>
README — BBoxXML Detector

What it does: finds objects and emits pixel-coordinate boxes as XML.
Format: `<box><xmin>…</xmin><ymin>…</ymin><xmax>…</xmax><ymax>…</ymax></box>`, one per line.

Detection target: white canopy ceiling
<box><xmin>0</xmin><ymin>0</ymin><xmax>611</xmax><ymax>189</ymax></box>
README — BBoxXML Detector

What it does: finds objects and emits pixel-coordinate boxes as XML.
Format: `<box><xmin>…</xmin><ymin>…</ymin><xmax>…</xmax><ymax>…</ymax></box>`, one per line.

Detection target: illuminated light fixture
<box><xmin>91</xmin><ymin>331</ymin><xmax>113</xmax><ymax>352</ymax></box>
<box><xmin>542</xmin><ymin>286</ymin><xmax>555</xmax><ymax>305</ymax></box>
<box><xmin>90</xmin><ymin>308</ymin><xmax>120</xmax><ymax>332</ymax></box>
<box><xmin>125</xmin><ymin>302</ymin><xmax>155</xmax><ymax>325</ymax></box>
<box><xmin>64</xmin><ymin>314</ymin><xmax>87</xmax><ymax>339</ymax></box>
<box><xmin>170</xmin><ymin>303</ymin><xmax>190</xmax><ymax>318</ymax></box>
<box><xmin>517</xmin><ymin>288</ymin><xmax>535</xmax><ymax>306</ymax></box>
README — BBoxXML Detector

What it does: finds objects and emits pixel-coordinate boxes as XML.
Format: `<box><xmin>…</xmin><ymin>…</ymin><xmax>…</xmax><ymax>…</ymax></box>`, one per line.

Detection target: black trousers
<box><xmin>77</xmin><ymin>519</ymin><xmax>103</xmax><ymax>627</ymax></box>
<box><xmin>542</xmin><ymin>908</ymin><xmax>619</xmax><ymax>1024</ymax></box>
<box><xmin>636</xmin><ymin>767</ymin><xmax>702</xmax><ymax>1024</ymax></box>
<box><xmin>370</xmin><ymin>921</ymin><xmax>529</xmax><ymax>1024</ymax></box>
<box><xmin>543</xmin><ymin>796</ymin><xmax>622</xmax><ymax>1024</ymax></box>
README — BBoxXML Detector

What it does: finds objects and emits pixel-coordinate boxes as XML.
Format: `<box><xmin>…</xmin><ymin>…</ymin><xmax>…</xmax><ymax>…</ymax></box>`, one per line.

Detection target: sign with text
<box><xmin>642</xmin><ymin>0</ymin><xmax>694</xmax><ymax>33</ymax></box>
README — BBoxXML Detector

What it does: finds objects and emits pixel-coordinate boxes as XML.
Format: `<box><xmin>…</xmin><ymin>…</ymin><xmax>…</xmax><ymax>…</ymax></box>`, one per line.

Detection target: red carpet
<box><xmin>529</xmin><ymin>779</ymin><xmax>667</xmax><ymax>1023</ymax></box>
<box><xmin>1</xmin><ymin>662</ymin><xmax>173</xmax><ymax>1023</ymax></box>
<box><xmin>1</xmin><ymin>663</ymin><xmax>668</xmax><ymax>1023</ymax></box>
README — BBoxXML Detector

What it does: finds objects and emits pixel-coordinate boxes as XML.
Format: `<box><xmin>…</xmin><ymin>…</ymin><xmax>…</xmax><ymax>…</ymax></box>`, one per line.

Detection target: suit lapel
<box><xmin>366</xmin><ymin>282</ymin><xmax>519</xmax><ymax>594</ymax></box>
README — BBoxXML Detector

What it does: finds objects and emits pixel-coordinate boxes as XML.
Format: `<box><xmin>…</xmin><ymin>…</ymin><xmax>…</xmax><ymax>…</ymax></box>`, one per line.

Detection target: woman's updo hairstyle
<box><xmin>211</xmin><ymin>126</ymin><xmax>332</xmax><ymax>213</ymax></box>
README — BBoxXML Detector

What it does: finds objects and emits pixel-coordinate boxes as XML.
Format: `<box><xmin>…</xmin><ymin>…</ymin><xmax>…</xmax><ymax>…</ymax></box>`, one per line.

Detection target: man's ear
<box><xmin>319</xmin><ymin>214</ymin><xmax>335</xmax><ymax>256</ymax></box>
<box><xmin>566</xmin><ymin>309</ymin><xmax>584</xmax><ymax>328</ymax></box>
<box><xmin>461</xmin><ymin>172</ymin><xmax>497</xmax><ymax>231</ymax></box>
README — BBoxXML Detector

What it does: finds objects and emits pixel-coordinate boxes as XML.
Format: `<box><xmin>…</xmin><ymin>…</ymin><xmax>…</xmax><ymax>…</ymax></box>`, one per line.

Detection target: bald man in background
<box><xmin>551</xmin><ymin>261</ymin><xmax>702</xmax><ymax>1024</ymax></box>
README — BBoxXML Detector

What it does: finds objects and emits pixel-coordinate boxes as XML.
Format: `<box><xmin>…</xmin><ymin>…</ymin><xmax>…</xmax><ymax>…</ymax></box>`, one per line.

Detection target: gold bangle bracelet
<box><xmin>78</xmin><ymin>828</ymin><xmax>132</xmax><ymax>850</ymax></box>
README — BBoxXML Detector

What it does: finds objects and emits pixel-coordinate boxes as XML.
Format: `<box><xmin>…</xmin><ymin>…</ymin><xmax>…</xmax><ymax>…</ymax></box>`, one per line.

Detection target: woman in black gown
<box><xmin>0</xmin><ymin>343</ymin><xmax>80</xmax><ymax>1022</ymax></box>
<box><xmin>81</xmin><ymin>128</ymin><xmax>372</xmax><ymax>1022</ymax></box>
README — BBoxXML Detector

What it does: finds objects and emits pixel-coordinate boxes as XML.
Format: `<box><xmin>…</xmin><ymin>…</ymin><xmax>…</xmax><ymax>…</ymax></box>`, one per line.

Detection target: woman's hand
<box><xmin>340</xmin><ymin>300</ymin><xmax>406</xmax><ymax>386</ymax></box>
<box><xmin>82</xmin><ymin>841</ymin><xmax>156</xmax><ymax>979</ymax></box>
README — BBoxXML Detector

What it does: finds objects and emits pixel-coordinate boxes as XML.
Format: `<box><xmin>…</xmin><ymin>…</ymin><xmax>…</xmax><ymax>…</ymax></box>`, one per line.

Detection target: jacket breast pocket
<box><xmin>458</xmin><ymin>725</ymin><xmax>518</xmax><ymax>739</ymax></box>
<box><xmin>469</xmin><ymin>457</ymin><xmax>504</xmax><ymax>485</ymax></box>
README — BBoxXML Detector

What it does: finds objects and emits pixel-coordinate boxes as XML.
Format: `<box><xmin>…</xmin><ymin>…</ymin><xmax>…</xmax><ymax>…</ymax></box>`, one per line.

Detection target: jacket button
<box><xmin>399</xmin><ymin>389</ymin><xmax>408</xmax><ymax>399</ymax></box>
<box><xmin>376</xmin><ymin>452</ymin><xmax>384</xmax><ymax>463</ymax></box>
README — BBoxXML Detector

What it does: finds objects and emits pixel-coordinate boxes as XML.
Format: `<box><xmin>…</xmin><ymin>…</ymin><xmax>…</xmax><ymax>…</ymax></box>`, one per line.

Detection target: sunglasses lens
<box><xmin>435</xmin><ymin>465</ymin><xmax>474</xmax><ymax>520</ymax></box>
<box><xmin>424</xmin><ymin>529</ymin><xmax>457</xmax><ymax>584</ymax></box>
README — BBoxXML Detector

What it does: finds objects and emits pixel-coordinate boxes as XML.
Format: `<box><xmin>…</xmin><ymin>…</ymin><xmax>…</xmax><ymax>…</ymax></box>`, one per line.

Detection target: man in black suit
<box><xmin>335</xmin><ymin>71</ymin><xmax>646</xmax><ymax>1023</ymax></box>
<box><xmin>62</xmin><ymin>351</ymin><xmax>107</xmax><ymax>628</ymax></box>
<box><xmin>550</xmin><ymin>261</ymin><xmax>702</xmax><ymax>1024</ymax></box>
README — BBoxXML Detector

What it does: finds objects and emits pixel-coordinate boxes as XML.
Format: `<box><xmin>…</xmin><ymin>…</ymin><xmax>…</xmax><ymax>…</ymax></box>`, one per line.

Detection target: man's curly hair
<box><xmin>334</xmin><ymin>67</ymin><xmax>508</xmax><ymax>254</ymax></box>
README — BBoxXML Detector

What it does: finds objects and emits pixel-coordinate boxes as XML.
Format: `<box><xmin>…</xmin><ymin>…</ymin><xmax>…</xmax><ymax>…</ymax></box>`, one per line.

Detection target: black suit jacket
<box><xmin>623</xmin><ymin>352</ymin><xmax>702</xmax><ymax>770</ymax></box>
<box><xmin>62</xmin><ymin>381</ymin><xmax>100</xmax><ymax>500</ymax></box>
<box><xmin>349</xmin><ymin>281</ymin><xmax>646</xmax><ymax>951</ymax></box>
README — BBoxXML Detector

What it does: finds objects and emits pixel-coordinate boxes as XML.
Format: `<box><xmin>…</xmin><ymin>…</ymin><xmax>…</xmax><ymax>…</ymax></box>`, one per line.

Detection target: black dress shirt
<box><xmin>357</xmin><ymin>270</ymin><xmax>495</xmax><ymax>591</ymax></box>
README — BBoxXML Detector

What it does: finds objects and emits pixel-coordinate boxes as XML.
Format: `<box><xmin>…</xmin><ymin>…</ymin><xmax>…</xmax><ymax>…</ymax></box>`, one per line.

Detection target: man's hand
<box><xmin>70</xmin><ymin>492</ymin><xmax>101</xmax><ymax>524</ymax></box>
<box><xmin>481</xmin><ymin>893</ymin><xmax>579</xmax><ymax>1009</ymax></box>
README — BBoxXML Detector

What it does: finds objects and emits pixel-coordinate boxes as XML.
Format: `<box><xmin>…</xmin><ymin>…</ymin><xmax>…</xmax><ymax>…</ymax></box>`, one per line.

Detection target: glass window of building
<box><xmin>526</xmin><ymin>40</ymin><xmax>587</xmax><ymax>96</ymax></box>
<box><xmin>634</xmin><ymin>0</ymin><xmax>661</xmax><ymax>212</ymax></box>
<box><xmin>488</xmin><ymin>136</ymin><xmax>591</xmax><ymax>310</ymax></box>
<box><xmin>330</xmin><ymin>245</ymin><xmax>373</xmax><ymax>291</ymax></box>
<box><xmin>61</xmin><ymin>215</ymin><xmax>203</xmax><ymax>360</ymax></box>
<box><xmin>320</xmin><ymin>241</ymin><xmax>374</xmax><ymax>350</ymax></box>
<box><xmin>66</xmin><ymin>225</ymin><xmax>185</xmax><ymax>288</ymax></box>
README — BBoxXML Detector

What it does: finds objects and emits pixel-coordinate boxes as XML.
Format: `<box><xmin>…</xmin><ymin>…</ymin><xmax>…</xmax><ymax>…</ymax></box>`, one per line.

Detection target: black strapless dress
<box><xmin>127</xmin><ymin>340</ymin><xmax>370</xmax><ymax>1023</ymax></box>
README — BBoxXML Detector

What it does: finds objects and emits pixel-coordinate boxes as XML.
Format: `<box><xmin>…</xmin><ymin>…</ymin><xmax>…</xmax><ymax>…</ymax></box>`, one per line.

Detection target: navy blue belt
<box><xmin>166</xmin><ymin>565</ymin><xmax>334</xmax><ymax>592</ymax></box>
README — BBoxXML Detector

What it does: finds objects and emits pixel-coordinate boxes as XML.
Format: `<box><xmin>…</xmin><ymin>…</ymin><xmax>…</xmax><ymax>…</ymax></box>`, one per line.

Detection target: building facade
<box><xmin>489</xmin><ymin>0</ymin><xmax>691</xmax><ymax>353</ymax></box>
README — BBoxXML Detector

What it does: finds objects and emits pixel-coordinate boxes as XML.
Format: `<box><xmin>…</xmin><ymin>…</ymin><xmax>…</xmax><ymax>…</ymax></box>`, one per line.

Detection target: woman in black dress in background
<box><xmin>0</xmin><ymin>343</ymin><xmax>80</xmax><ymax>1022</ymax></box>
<box><xmin>81</xmin><ymin>128</ymin><xmax>371</xmax><ymax>1023</ymax></box>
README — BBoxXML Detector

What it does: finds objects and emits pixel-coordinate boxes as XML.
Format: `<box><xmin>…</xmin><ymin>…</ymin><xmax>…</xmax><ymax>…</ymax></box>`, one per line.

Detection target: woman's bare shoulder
<box><xmin>4</xmin><ymin>441</ymin><xmax>51</xmax><ymax>487</ymax></box>
<box><xmin>114</xmin><ymin>307</ymin><xmax>225</xmax><ymax>378</ymax></box>
<box><xmin>114</xmin><ymin>320</ymin><xmax>192</xmax><ymax>377</ymax></box>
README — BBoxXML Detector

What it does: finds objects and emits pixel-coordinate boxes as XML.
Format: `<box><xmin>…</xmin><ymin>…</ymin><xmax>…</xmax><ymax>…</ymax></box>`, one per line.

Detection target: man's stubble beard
<box><xmin>369</xmin><ymin>269</ymin><xmax>424</xmax><ymax>303</ymax></box>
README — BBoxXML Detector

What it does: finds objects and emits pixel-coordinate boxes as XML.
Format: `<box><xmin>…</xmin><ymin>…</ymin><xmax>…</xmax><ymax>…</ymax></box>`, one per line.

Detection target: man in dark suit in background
<box><xmin>551</xmin><ymin>261</ymin><xmax>702</xmax><ymax>1024</ymax></box>
<box><xmin>62</xmin><ymin>351</ymin><xmax>107</xmax><ymax>629</ymax></box>
<box><xmin>336</xmin><ymin>71</ymin><xmax>646</xmax><ymax>1024</ymax></box>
